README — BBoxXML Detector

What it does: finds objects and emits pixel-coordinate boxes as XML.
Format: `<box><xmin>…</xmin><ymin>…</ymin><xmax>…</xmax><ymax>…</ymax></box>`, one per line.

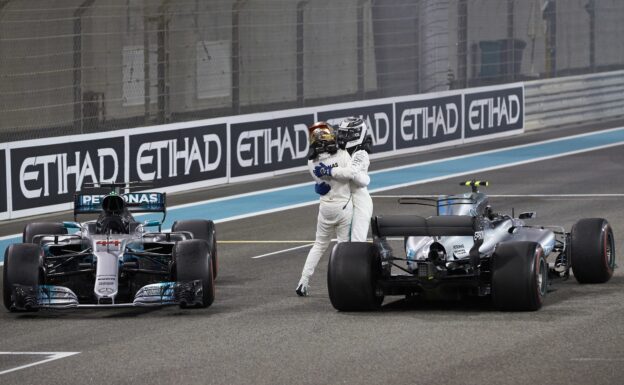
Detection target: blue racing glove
<box><xmin>314</xmin><ymin>182</ymin><xmax>331</xmax><ymax>196</ymax></box>
<box><xmin>313</xmin><ymin>162</ymin><xmax>333</xmax><ymax>178</ymax></box>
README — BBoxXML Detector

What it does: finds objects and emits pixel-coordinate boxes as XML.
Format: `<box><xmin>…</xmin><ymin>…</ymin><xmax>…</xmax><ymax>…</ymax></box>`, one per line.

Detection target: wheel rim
<box><xmin>605</xmin><ymin>228</ymin><xmax>615</xmax><ymax>270</ymax></box>
<box><xmin>536</xmin><ymin>255</ymin><xmax>547</xmax><ymax>297</ymax></box>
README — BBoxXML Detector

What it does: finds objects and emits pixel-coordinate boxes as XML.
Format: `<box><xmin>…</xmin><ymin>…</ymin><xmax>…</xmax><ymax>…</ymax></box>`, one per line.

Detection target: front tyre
<box><xmin>173</xmin><ymin>239</ymin><xmax>215</xmax><ymax>308</ymax></box>
<box><xmin>23</xmin><ymin>222</ymin><xmax>67</xmax><ymax>244</ymax></box>
<box><xmin>570</xmin><ymin>218</ymin><xmax>615</xmax><ymax>284</ymax></box>
<box><xmin>492</xmin><ymin>241</ymin><xmax>547</xmax><ymax>311</ymax></box>
<box><xmin>3</xmin><ymin>244</ymin><xmax>43</xmax><ymax>312</ymax></box>
<box><xmin>172</xmin><ymin>220</ymin><xmax>218</xmax><ymax>279</ymax></box>
<box><xmin>327</xmin><ymin>242</ymin><xmax>383</xmax><ymax>311</ymax></box>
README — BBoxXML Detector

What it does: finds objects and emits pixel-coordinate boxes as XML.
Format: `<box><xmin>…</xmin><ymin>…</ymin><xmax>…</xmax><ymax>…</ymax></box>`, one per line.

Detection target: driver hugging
<box><xmin>296</xmin><ymin>118</ymin><xmax>373</xmax><ymax>297</ymax></box>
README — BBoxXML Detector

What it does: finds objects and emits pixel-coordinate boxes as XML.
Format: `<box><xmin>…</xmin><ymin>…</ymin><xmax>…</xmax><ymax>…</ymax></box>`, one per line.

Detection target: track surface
<box><xmin>2</xmin><ymin>123</ymin><xmax>624</xmax><ymax>384</ymax></box>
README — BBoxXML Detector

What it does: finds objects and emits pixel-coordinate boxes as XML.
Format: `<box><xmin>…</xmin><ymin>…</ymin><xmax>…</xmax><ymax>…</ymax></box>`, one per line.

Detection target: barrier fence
<box><xmin>1</xmin><ymin>0</ymin><xmax>622</xmax><ymax>142</ymax></box>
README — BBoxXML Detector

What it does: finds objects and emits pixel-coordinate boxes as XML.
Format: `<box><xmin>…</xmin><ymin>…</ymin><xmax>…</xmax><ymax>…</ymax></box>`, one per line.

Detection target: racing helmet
<box><xmin>102</xmin><ymin>194</ymin><xmax>126</xmax><ymax>215</ymax></box>
<box><xmin>96</xmin><ymin>194</ymin><xmax>130</xmax><ymax>234</ymax></box>
<box><xmin>337</xmin><ymin>117</ymin><xmax>372</xmax><ymax>154</ymax></box>
<box><xmin>307</xmin><ymin>121</ymin><xmax>337</xmax><ymax>159</ymax></box>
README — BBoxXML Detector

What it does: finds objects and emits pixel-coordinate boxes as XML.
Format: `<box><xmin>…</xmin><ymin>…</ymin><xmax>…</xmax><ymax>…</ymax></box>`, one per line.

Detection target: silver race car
<box><xmin>3</xmin><ymin>183</ymin><xmax>217</xmax><ymax>312</ymax></box>
<box><xmin>328</xmin><ymin>180</ymin><xmax>615</xmax><ymax>311</ymax></box>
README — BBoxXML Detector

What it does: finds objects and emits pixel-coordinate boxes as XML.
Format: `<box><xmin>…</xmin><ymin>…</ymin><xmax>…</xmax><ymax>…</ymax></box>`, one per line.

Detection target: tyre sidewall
<box><xmin>3</xmin><ymin>244</ymin><xmax>43</xmax><ymax>311</ymax></box>
<box><xmin>492</xmin><ymin>241</ymin><xmax>545</xmax><ymax>311</ymax></box>
<box><xmin>327</xmin><ymin>242</ymin><xmax>383</xmax><ymax>311</ymax></box>
<box><xmin>172</xmin><ymin>220</ymin><xmax>217</xmax><ymax>278</ymax></box>
<box><xmin>570</xmin><ymin>218</ymin><xmax>614</xmax><ymax>283</ymax></box>
<box><xmin>173</xmin><ymin>239</ymin><xmax>214</xmax><ymax>308</ymax></box>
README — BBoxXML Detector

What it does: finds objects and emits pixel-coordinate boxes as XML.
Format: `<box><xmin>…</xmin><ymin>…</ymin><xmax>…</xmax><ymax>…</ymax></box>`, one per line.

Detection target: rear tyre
<box><xmin>492</xmin><ymin>241</ymin><xmax>547</xmax><ymax>311</ymax></box>
<box><xmin>173</xmin><ymin>239</ymin><xmax>214</xmax><ymax>308</ymax></box>
<box><xmin>570</xmin><ymin>218</ymin><xmax>615</xmax><ymax>284</ymax></box>
<box><xmin>172</xmin><ymin>220</ymin><xmax>218</xmax><ymax>278</ymax></box>
<box><xmin>3</xmin><ymin>244</ymin><xmax>42</xmax><ymax>312</ymax></box>
<box><xmin>23</xmin><ymin>222</ymin><xmax>67</xmax><ymax>244</ymax></box>
<box><xmin>328</xmin><ymin>242</ymin><xmax>383</xmax><ymax>311</ymax></box>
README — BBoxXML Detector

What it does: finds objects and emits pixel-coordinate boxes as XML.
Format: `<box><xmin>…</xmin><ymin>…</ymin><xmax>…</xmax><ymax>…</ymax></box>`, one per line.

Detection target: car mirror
<box><xmin>518</xmin><ymin>212</ymin><xmax>536</xmax><ymax>219</ymax></box>
<box><xmin>63</xmin><ymin>221</ymin><xmax>82</xmax><ymax>229</ymax></box>
<box><xmin>142</xmin><ymin>219</ymin><xmax>161</xmax><ymax>227</ymax></box>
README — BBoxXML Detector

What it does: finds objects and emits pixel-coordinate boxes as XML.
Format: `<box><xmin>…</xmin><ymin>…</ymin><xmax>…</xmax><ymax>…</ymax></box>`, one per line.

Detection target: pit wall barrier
<box><xmin>524</xmin><ymin>70</ymin><xmax>624</xmax><ymax>131</ymax></box>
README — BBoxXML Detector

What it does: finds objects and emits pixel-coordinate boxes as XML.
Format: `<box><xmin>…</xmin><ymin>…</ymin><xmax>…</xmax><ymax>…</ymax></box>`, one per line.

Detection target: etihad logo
<box><xmin>19</xmin><ymin>148</ymin><xmax>119</xmax><ymax>199</ymax></box>
<box><xmin>236</xmin><ymin>125</ymin><xmax>309</xmax><ymax>167</ymax></box>
<box><xmin>467</xmin><ymin>95</ymin><xmax>521</xmax><ymax>131</ymax></box>
<box><xmin>136</xmin><ymin>134</ymin><xmax>222</xmax><ymax>180</ymax></box>
<box><xmin>400</xmin><ymin>103</ymin><xmax>460</xmax><ymax>141</ymax></box>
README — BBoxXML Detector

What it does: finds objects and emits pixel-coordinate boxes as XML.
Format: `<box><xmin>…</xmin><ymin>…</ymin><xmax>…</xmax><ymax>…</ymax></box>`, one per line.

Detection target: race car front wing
<box><xmin>7</xmin><ymin>280</ymin><xmax>204</xmax><ymax>310</ymax></box>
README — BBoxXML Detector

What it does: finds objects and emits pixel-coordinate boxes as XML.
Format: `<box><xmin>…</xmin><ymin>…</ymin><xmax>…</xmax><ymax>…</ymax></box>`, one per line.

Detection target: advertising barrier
<box><xmin>1</xmin><ymin>83</ymin><xmax>523</xmax><ymax>219</ymax></box>
<box><xmin>0</xmin><ymin>149</ymin><xmax>7</xmax><ymax>219</ymax></box>
<box><xmin>129</xmin><ymin>123</ymin><xmax>227</xmax><ymax>189</ymax></box>
<box><xmin>229</xmin><ymin>114</ymin><xmax>315</xmax><ymax>179</ymax></box>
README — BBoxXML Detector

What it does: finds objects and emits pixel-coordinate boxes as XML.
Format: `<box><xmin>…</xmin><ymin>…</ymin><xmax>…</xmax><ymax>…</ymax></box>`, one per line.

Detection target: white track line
<box><xmin>372</xmin><ymin>194</ymin><xmax>624</xmax><ymax>198</ymax></box>
<box><xmin>219</xmin><ymin>240</ymin><xmax>315</xmax><ymax>244</ymax></box>
<box><xmin>251</xmin><ymin>243</ymin><xmax>314</xmax><ymax>259</ymax></box>
<box><xmin>570</xmin><ymin>358</ymin><xmax>624</xmax><ymax>362</ymax></box>
<box><xmin>0</xmin><ymin>352</ymin><xmax>80</xmax><ymax>376</ymax></box>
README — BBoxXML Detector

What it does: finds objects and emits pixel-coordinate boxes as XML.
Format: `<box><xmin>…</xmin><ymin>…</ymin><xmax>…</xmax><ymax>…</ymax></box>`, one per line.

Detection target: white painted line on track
<box><xmin>366</xmin><ymin>140</ymin><xmax>624</xmax><ymax>195</ymax></box>
<box><xmin>372</xmin><ymin>194</ymin><xmax>624</xmax><ymax>198</ymax></box>
<box><xmin>368</xmin><ymin>125</ymin><xmax>624</xmax><ymax>176</ymax></box>
<box><xmin>570</xmin><ymin>358</ymin><xmax>624</xmax><ymax>362</ymax></box>
<box><xmin>219</xmin><ymin>240</ymin><xmax>316</xmax><ymax>244</ymax></box>
<box><xmin>0</xmin><ymin>352</ymin><xmax>80</xmax><ymax>375</ymax></box>
<box><xmin>251</xmin><ymin>243</ymin><xmax>314</xmax><ymax>259</ymax></box>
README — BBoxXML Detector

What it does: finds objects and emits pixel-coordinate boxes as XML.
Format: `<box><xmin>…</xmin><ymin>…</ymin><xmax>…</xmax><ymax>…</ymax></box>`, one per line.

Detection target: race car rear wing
<box><xmin>73</xmin><ymin>192</ymin><xmax>167</xmax><ymax>220</ymax></box>
<box><xmin>371</xmin><ymin>214</ymin><xmax>483</xmax><ymax>267</ymax></box>
<box><xmin>372</xmin><ymin>215</ymin><xmax>476</xmax><ymax>237</ymax></box>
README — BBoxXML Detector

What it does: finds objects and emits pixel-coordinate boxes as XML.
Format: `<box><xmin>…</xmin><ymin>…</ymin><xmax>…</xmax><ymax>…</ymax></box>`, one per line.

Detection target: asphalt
<box><xmin>2</xmin><ymin>120</ymin><xmax>624</xmax><ymax>385</ymax></box>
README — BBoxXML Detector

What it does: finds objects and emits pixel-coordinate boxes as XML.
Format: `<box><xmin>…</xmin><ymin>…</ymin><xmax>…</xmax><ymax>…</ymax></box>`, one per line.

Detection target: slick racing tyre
<box><xmin>3</xmin><ymin>244</ymin><xmax>43</xmax><ymax>312</ymax></box>
<box><xmin>570</xmin><ymin>218</ymin><xmax>615</xmax><ymax>284</ymax></box>
<box><xmin>172</xmin><ymin>220</ymin><xmax>218</xmax><ymax>279</ymax></box>
<box><xmin>492</xmin><ymin>241</ymin><xmax>547</xmax><ymax>311</ymax></box>
<box><xmin>23</xmin><ymin>222</ymin><xmax>67</xmax><ymax>244</ymax></box>
<box><xmin>328</xmin><ymin>242</ymin><xmax>383</xmax><ymax>311</ymax></box>
<box><xmin>173</xmin><ymin>239</ymin><xmax>215</xmax><ymax>308</ymax></box>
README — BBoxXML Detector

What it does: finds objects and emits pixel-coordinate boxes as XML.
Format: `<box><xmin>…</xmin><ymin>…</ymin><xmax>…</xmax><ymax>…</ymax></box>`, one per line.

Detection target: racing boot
<box><xmin>295</xmin><ymin>278</ymin><xmax>309</xmax><ymax>297</ymax></box>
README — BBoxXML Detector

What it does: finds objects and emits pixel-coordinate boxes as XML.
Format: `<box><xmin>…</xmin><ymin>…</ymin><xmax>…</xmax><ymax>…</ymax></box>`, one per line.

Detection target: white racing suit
<box><xmin>331</xmin><ymin>149</ymin><xmax>373</xmax><ymax>242</ymax></box>
<box><xmin>299</xmin><ymin>149</ymin><xmax>353</xmax><ymax>284</ymax></box>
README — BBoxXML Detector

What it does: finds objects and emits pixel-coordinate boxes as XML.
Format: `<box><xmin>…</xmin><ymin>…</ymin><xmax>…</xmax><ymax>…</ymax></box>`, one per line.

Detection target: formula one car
<box><xmin>328</xmin><ymin>180</ymin><xmax>615</xmax><ymax>311</ymax></box>
<box><xmin>3</xmin><ymin>183</ymin><xmax>217</xmax><ymax>312</ymax></box>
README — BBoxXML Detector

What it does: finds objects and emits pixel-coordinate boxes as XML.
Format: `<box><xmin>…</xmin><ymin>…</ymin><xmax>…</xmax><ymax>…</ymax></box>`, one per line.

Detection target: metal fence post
<box><xmin>73</xmin><ymin>0</ymin><xmax>96</xmax><ymax>133</ymax></box>
<box><xmin>296</xmin><ymin>0</ymin><xmax>308</xmax><ymax>106</ymax></box>
<box><xmin>457</xmin><ymin>0</ymin><xmax>468</xmax><ymax>88</ymax></box>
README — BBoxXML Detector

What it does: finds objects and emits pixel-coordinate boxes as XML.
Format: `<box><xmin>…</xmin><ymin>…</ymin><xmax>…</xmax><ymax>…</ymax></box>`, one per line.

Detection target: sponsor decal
<box><xmin>318</xmin><ymin>104</ymin><xmax>394</xmax><ymax>153</ymax></box>
<box><xmin>11</xmin><ymin>138</ymin><xmax>124</xmax><ymax>211</ymax></box>
<box><xmin>0</xmin><ymin>149</ymin><xmax>6</xmax><ymax>214</ymax></box>
<box><xmin>230</xmin><ymin>114</ymin><xmax>315</xmax><ymax>177</ymax></box>
<box><xmin>95</xmin><ymin>239</ymin><xmax>123</xmax><ymax>252</ymax></box>
<box><xmin>129</xmin><ymin>124</ymin><xmax>226</xmax><ymax>188</ymax></box>
<box><xmin>464</xmin><ymin>86</ymin><xmax>524</xmax><ymax>138</ymax></box>
<box><xmin>79</xmin><ymin>193</ymin><xmax>162</xmax><ymax>206</ymax></box>
<box><xmin>395</xmin><ymin>95</ymin><xmax>462</xmax><ymax>149</ymax></box>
